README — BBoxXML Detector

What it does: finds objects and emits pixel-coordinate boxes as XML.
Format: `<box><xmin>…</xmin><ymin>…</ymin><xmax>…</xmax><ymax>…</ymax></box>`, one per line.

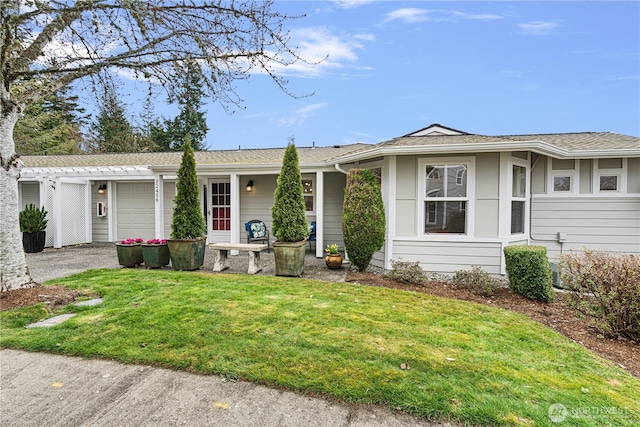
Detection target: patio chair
<box><xmin>245</xmin><ymin>220</ymin><xmax>270</xmax><ymax>252</ymax></box>
<box><xmin>308</xmin><ymin>221</ymin><xmax>316</xmax><ymax>252</ymax></box>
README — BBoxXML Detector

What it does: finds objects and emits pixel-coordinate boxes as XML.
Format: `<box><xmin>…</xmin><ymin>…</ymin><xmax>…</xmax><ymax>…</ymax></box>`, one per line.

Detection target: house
<box><xmin>18</xmin><ymin>124</ymin><xmax>640</xmax><ymax>275</ymax></box>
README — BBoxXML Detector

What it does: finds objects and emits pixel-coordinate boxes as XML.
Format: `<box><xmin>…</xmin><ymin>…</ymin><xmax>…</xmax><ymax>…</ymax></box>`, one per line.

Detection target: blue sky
<box><xmin>113</xmin><ymin>1</ymin><xmax>640</xmax><ymax>150</ymax></box>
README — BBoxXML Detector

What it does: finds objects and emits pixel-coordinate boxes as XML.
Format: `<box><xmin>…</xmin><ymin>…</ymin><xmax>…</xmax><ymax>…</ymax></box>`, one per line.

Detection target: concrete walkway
<box><xmin>1</xmin><ymin>244</ymin><xmax>456</xmax><ymax>426</ymax></box>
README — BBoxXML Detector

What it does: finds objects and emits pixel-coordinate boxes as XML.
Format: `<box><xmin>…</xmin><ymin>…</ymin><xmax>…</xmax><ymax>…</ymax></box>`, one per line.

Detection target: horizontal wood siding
<box><xmin>19</xmin><ymin>182</ymin><xmax>39</xmax><ymax>208</ymax></box>
<box><xmin>531</xmin><ymin>197</ymin><xmax>640</xmax><ymax>258</ymax></box>
<box><xmin>239</xmin><ymin>176</ymin><xmax>277</xmax><ymax>244</ymax></box>
<box><xmin>392</xmin><ymin>239</ymin><xmax>503</xmax><ymax>274</ymax></box>
<box><xmin>91</xmin><ymin>183</ymin><xmax>109</xmax><ymax>242</ymax></box>
<box><xmin>323</xmin><ymin>172</ymin><xmax>346</xmax><ymax>251</ymax></box>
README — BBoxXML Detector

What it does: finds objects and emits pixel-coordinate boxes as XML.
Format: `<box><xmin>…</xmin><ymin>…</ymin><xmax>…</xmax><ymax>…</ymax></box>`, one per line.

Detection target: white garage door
<box><xmin>116</xmin><ymin>182</ymin><xmax>155</xmax><ymax>240</ymax></box>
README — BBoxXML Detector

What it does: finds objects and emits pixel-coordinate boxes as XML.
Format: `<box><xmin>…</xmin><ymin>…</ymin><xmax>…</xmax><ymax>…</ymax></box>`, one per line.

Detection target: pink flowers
<box><xmin>120</xmin><ymin>238</ymin><xmax>144</xmax><ymax>245</ymax></box>
<box><xmin>146</xmin><ymin>239</ymin><xmax>168</xmax><ymax>245</ymax></box>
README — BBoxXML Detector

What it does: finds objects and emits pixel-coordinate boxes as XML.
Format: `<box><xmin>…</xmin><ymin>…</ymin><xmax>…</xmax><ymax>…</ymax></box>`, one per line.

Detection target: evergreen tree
<box><xmin>342</xmin><ymin>169</ymin><xmax>386</xmax><ymax>271</ymax></box>
<box><xmin>271</xmin><ymin>139</ymin><xmax>309</xmax><ymax>242</ymax></box>
<box><xmin>164</xmin><ymin>60</ymin><xmax>209</xmax><ymax>151</ymax></box>
<box><xmin>171</xmin><ymin>137</ymin><xmax>206</xmax><ymax>239</ymax></box>
<box><xmin>14</xmin><ymin>89</ymin><xmax>86</xmax><ymax>155</ymax></box>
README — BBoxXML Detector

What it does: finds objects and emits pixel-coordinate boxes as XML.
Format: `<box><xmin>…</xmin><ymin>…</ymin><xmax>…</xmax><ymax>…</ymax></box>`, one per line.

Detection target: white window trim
<box><xmin>510</xmin><ymin>160</ymin><xmax>529</xmax><ymax>236</ymax></box>
<box><xmin>547</xmin><ymin>157</ymin><xmax>580</xmax><ymax>195</ymax></box>
<box><xmin>594</xmin><ymin>158</ymin><xmax>627</xmax><ymax>195</ymax></box>
<box><xmin>417</xmin><ymin>156</ymin><xmax>475</xmax><ymax>239</ymax></box>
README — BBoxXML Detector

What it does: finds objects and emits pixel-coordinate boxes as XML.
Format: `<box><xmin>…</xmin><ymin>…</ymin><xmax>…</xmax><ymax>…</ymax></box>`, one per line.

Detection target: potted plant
<box><xmin>19</xmin><ymin>204</ymin><xmax>48</xmax><ymax>253</ymax></box>
<box><xmin>142</xmin><ymin>239</ymin><xmax>170</xmax><ymax>269</ymax></box>
<box><xmin>116</xmin><ymin>238</ymin><xmax>144</xmax><ymax>267</ymax></box>
<box><xmin>168</xmin><ymin>137</ymin><xmax>207</xmax><ymax>270</ymax></box>
<box><xmin>324</xmin><ymin>243</ymin><xmax>343</xmax><ymax>269</ymax></box>
<box><xmin>271</xmin><ymin>140</ymin><xmax>309</xmax><ymax>276</ymax></box>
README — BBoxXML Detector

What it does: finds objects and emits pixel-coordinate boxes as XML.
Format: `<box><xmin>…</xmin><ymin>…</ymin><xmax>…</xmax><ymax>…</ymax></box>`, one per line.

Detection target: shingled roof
<box><xmin>20</xmin><ymin>144</ymin><xmax>370</xmax><ymax>169</ymax></box>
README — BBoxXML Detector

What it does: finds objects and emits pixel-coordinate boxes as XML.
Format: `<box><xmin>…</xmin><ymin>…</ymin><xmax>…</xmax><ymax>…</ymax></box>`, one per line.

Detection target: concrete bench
<box><xmin>209</xmin><ymin>243</ymin><xmax>268</xmax><ymax>274</ymax></box>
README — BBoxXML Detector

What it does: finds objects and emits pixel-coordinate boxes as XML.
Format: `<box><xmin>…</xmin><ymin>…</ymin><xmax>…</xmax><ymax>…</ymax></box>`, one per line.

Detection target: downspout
<box><xmin>334</xmin><ymin>163</ymin><xmax>348</xmax><ymax>174</ymax></box>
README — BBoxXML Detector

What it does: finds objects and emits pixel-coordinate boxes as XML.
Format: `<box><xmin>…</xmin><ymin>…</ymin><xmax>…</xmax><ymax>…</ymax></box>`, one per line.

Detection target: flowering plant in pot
<box><xmin>324</xmin><ymin>243</ymin><xmax>343</xmax><ymax>269</ymax></box>
<box><xmin>142</xmin><ymin>239</ymin><xmax>170</xmax><ymax>269</ymax></box>
<box><xmin>115</xmin><ymin>238</ymin><xmax>144</xmax><ymax>267</ymax></box>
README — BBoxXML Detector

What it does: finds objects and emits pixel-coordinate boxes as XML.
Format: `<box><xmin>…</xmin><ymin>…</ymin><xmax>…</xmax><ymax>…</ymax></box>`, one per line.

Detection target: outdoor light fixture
<box><xmin>97</xmin><ymin>184</ymin><xmax>107</xmax><ymax>194</ymax></box>
<box><xmin>246</xmin><ymin>180</ymin><xmax>254</xmax><ymax>192</ymax></box>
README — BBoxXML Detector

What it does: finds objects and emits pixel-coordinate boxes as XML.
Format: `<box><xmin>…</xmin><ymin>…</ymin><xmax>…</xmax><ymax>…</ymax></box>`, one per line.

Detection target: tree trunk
<box><xmin>1</xmin><ymin>90</ymin><xmax>36</xmax><ymax>291</ymax></box>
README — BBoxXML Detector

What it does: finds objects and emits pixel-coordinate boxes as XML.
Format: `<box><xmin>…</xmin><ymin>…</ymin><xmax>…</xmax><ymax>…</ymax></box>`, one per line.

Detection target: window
<box><xmin>599</xmin><ymin>175</ymin><xmax>618</xmax><ymax>191</ymax></box>
<box><xmin>595</xmin><ymin>158</ymin><xmax>624</xmax><ymax>194</ymax></box>
<box><xmin>553</xmin><ymin>176</ymin><xmax>572</xmax><ymax>192</ymax></box>
<box><xmin>511</xmin><ymin>165</ymin><xmax>527</xmax><ymax>234</ymax></box>
<box><xmin>302</xmin><ymin>179</ymin><xmax>314</xmax><ymax>211</ymax></box>
<box><xmin>423</xmin><ymin>163</ymin><xmax>469</xmax><ymax>234</ymax></box>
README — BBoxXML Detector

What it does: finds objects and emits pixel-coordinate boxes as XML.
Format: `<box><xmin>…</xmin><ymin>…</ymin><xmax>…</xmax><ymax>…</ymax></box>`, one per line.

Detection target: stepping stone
<box><xmin>74</xmin><ymin>298</ymin><xmax>103</xmax><ymax>307</ymax></box>
<box><xmin>26</xmin><ymin>314</ymin><xmax>76</xmax><ymax>328</ymax></box>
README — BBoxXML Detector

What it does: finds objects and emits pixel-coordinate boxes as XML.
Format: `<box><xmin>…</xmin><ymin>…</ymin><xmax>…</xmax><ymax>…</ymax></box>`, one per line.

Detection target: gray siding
<box><xmin>163</xmin><ymin>181</ymin><xmax>176</xmax><ymax>239</ymax></box>
<box><xmin>531</xmin><ymin>197</ymin><xmax>640</xmax><ymax>259</ymax></box>
<box><xmin>323</xmin><ymin>172</ymin><xmax>347</xmax><ymax>251</ymax></box>
<box><xmin>239</xmin><ymin>175</ymin><xmax>277</xmax><ymax>244</ymax></box>
<box><xmin>391</xmin><ymin>239</ymin><xmax>504</xmax><ymax>275</ymax></box>
<box><xmin>19</xmin><ymin>182</ymin><xmax>39</xmax><ymax>208</ymax></box>
<box><xmin>91</xmin><ymin>181</ymin><xmax>109</xmax><ymax>242</ymax></box>
<box><xmin>396</xmin><ymin>156</ymin><xmax>417</xmax><ymax>237</ymax></box>
<box><xmin>474</xmin><ymin>153</ymin><xmax>500</xmax><ymax>237</ymax></box>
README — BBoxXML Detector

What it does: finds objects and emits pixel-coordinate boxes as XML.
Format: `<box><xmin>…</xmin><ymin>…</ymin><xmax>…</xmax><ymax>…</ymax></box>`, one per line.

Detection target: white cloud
<box><xmin>385</xmin><ymin>8</ymin><xmax>502</xmax><ymax>24</ymax></box>
<box><xmin>332</xmin><ymin>0</ymin><xmax>376</xmax><ymax>9</ymax></box>
<box><xmin>278</xmin><ymin>102</ymin><xmax>328</xmax><ymax>127</ymax></box>
<box><xmin>269</xmin><ymin>27</ymin><xmax>373</xmax><ymax>78</ymax></box>
<box><xmin>519</xmin><ymin>21</ymin><xmax>559</xmax><ymax>35</ymax></box>
<box><xmin>386</xmin><ymin>8</ymin><xmax>431</xmax><ymax>23</ymax></box>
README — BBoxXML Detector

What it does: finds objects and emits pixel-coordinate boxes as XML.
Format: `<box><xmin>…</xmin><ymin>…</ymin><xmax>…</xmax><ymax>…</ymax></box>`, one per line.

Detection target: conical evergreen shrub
<box><xmin>171</xmin><ymin>137</ymin><xmax>206</xmax><ymax>239</ymax></box>
<box><xmin>271</xmin><ymin>141</ymin><xmax>309</xmax><ymax>242</ymax></box>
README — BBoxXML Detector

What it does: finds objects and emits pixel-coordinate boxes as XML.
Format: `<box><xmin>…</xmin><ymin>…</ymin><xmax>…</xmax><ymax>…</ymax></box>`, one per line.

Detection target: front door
<box><xmin>208</xmin><ymin>179</ymin><xmax>231</xmax><ymax>243</ymax></box>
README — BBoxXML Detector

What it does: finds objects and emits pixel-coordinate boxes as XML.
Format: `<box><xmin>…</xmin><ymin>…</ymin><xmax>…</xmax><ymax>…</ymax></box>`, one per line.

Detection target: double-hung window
<box><xmin>421</xmin><ymin>158</ymin><xmax>474</xmax><ymax>235</ymax></box>
<box><xmin>511</xmin><ymin>164</ymin><xmax>527</xmax><ymax>234</ymax></box>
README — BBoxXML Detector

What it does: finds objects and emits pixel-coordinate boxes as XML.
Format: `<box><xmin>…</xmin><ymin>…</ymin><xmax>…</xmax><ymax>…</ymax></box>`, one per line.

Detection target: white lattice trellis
<box><xmin>44</xmin><ymin>179</ymin><xmax>55</xmax><ymax>247</ymax></box>
<box><xmin>60</xmin><ymin>182</ymin><xmax>88</xmax><ymax>246</ymax></box>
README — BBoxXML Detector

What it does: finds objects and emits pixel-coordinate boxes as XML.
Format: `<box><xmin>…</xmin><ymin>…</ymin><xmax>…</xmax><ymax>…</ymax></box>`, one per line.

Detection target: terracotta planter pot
<box><xmin>116</xmin><ymin>243</ymin><xmax>143</xmax><ymax>267</ymax></box>
<box><xmin>167</xmin><ymin>237</ymin><xmax>207</xmax><ymax>271</ymax></box>
<box><xmin>142</xmin><ymin>244</ymin><xmax>171</xmax><ymax>269</ymax></box>
<box><xmin>325</xmin><ymin>253</ymin><xmax>343</xmax><ymax>269</ymax></box>
<box><xmin>273</xmin><ymin>240</ymin><xmax>307</xmax><ymax>277</ymax></box>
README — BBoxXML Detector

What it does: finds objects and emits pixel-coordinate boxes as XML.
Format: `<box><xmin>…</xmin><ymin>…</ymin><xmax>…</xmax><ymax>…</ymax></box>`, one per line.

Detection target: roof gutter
<box><xmin>334</xmin><ymin>163</ymin><xmax>349</xmax><ymax>174</ymax></box>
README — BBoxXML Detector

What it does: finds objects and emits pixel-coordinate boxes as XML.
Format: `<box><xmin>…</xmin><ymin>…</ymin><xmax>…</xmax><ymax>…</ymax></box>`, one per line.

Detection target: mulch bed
<box><xmin>2</xmin><ymin>275</ymin><xmax>638</xmax><ymax>378</ymax></box>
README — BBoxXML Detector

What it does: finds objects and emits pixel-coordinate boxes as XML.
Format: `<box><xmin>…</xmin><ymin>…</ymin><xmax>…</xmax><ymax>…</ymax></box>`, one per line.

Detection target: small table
<box><xmin>209</xmin><ymin>243</ymin><xmax>268</xmax><ymax>274</ymax></box>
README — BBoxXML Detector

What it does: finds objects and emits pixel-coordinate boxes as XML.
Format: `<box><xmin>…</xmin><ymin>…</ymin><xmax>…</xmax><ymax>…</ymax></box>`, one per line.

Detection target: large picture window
<box><xmin>423</xmin><ymin>163</ymin><xmax>469</xmax><ymax>234</ymax></box>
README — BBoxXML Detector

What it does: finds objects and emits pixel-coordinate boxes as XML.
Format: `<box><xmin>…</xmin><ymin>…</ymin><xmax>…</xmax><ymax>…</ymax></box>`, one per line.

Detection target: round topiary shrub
<box><xmin>342</xmin><ymin>169</ymin><xmax>386</xmax><ymax>271</ymax></box>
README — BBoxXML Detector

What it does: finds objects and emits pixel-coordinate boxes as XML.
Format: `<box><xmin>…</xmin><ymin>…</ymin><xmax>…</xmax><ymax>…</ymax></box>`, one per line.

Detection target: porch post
<box><xmin>315</xmin><ymin>171</ymin><xmax>324</xmax><ymax>258</ymax></box>
<box><xmin>154</xmin><ymin>174</ymin><xmax>165</xmax><ymax>239</ymax></box>
<box><xmin>383</xmin><ymin>156</ymin><xmax>397</xmax><ymax>270</ymax></box>
<box><xmin>230</xmin><ymin>173</ymin><xmax>240</xmax><ymax>255</ymax></box>
<box><xmin>52</xmin><ymin>177</ymin><xmax>62</xmax><ymax>248</ymax></box>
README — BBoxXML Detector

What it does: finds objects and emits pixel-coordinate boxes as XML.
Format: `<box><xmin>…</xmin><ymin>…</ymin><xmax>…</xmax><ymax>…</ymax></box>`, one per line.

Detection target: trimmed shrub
<box><xmin>19</xmin><ymin>204</ymin><xmax>48</xmax><ymax>233</ymax></box>
<box><xmin>452</xmin><ymin>266</ymin><xmax>501</xmax><ymax>297</ymax></box>
<box><xmin>271</xmin><ymin>140</ymin><xmax>309</xmax><ymax>242</ymax></box>
<box><xmin>384</xmin><ymin>259</ymin><xmax>427</xmax><ymax>285</ymax></box>
<box><xmin>503</xmin><ymin>245</ymin><xmax>555</xmax><ymax>302</ymax></box>
<box><xmin>342</xmin><ymin>169</ymin><xmax>386</xmax><ymax>271</ymax></box>
<box><xmin>171</xmin><ymin>137</ymin><xmax>206</xmax><ymax>239</ymax></box>
<box><xmin>559</xmin><ymin>250</ymin><xmax>640</xmax><ymax>341</ymax></box>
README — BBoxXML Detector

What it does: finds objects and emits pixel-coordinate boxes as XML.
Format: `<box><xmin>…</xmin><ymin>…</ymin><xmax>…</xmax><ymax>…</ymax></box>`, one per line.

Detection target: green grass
<box><xmin>1</xmin><ymin>269</ymin><xmax>638</xmax><ymax>426</ymax></box>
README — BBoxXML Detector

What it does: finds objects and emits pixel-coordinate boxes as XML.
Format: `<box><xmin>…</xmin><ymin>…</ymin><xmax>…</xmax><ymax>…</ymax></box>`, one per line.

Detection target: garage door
<box><xmin>116</xmin><ymin>182</ymin><xmax>155</xmax><ymax>240</ymax></box>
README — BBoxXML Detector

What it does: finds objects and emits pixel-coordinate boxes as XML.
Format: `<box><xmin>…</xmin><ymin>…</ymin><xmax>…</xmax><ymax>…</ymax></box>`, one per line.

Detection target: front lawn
<box><xmin>1</xmin><ymin>269</ymin><xmax>638</xmax><ymax>426</ymax></box>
